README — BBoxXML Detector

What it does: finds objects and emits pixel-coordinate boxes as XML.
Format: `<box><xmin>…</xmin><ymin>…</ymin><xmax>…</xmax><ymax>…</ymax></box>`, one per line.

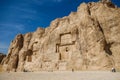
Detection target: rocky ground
<box><xmin>0</xmin><ymin>71</ymin><xmax>120</xmax><ymax>80</ymax></box>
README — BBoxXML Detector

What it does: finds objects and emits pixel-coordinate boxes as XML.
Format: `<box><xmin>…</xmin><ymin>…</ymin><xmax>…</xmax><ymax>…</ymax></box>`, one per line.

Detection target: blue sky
<box><xmin>0</xmin><ymin>0</ymin><xmax>120</xmax><ymax>54</ymax></box>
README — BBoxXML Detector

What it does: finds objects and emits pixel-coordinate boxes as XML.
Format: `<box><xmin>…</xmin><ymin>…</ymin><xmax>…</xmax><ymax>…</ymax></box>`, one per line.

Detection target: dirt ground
<box><xmin>0</xmin><ymin>71</ymin><xmax>120</xmax><ymax>80</ymax></box>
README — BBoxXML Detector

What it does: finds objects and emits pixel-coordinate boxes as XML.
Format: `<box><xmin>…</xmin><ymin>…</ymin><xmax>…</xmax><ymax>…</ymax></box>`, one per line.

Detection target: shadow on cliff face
<box><xmin>0</xmin><ymin>53</ymin><xmax>6</xmax><ymax>64</ymax></box>
<box><xmin>104</xmin><ymin>42</ymin><xmax>114</xmax><ymax>55</ymax></box>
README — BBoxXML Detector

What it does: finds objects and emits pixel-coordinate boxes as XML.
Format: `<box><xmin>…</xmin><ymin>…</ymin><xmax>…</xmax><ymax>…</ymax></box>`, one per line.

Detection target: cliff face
<box><xmin>2</xmin><ymin>1</ymin><xmax>120</xmax><ymax>72</ymax></box>
<box><xmin>0</xmin><ymin>53</ymin><xmax>6</xmax><ymax>64</ymax></box>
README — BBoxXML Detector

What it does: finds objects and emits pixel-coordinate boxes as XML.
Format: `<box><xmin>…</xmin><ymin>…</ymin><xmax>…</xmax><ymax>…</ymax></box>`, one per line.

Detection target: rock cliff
<box><xmin>2</xmin><ymin>1</ymin><xmax>120</xmax><ymax>72</ymax></box>
<box><xmin>0</xmin><ymin>53</ymin><xmax>6</xmax><ymax>64</ymax></box>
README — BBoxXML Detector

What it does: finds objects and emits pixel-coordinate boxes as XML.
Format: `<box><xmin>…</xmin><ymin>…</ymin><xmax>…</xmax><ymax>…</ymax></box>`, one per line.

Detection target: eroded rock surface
<box><xmin>2</xmin><ymin>1</ymin><xmax>120</xmax><ymax>72</ymax></box>
<box><xmin>0</xmin><ymin>53</ymin><xmax>6</xmax><ymax>64</ymax></box>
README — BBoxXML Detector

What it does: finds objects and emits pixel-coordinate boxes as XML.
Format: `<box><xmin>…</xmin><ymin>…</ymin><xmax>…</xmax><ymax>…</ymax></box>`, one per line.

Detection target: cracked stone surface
<box><xmin>2</xmin><ymin>1</ymin><xmax>120</xmax><ymax>72</ymax></box>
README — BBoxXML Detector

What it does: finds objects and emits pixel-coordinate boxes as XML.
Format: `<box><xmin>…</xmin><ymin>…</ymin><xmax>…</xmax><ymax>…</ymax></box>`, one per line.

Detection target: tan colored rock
<box><xmin>2</xmin><ymin>0</ymin><xmax>120</xmax><ymax>72</ymax></box>
<box><xmin>2</xmin><ymin>34</ymin><xmax>23</xmax><ymax>71</ymax></box>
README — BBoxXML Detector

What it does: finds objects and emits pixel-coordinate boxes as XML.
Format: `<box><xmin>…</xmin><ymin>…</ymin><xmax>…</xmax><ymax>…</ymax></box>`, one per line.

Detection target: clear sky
<box><xmin>0</xmin><ymin>0</ymin><xmax>120</xmax><ymax>54</ymax></box>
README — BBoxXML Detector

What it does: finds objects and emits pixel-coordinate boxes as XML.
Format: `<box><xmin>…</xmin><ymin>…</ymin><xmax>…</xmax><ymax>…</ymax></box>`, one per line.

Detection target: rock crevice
<box><xmin>2</xmin><ymin>1</ymin><xmax>120</xmax><ymax>72</ymax></box>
